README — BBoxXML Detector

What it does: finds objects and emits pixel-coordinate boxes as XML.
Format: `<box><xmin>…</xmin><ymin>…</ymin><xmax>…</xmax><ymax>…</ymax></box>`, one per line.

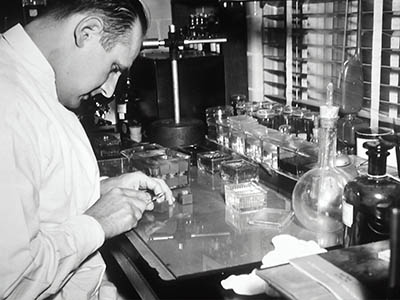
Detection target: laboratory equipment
<box><xmin>342</xmin><ymin>140</ymin><xmax>400</xmax><ymax>247</ymax></box>
<box><xmin>292</xmin><ymin>83</ymin><xmax>348</xmax><ymax>233</ymax></box>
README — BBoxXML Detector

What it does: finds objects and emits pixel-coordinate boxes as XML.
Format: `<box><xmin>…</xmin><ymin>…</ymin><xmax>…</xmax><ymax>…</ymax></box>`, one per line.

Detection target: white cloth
<box><xmin>221</xmin><ymin>234</ymin><xmax>327</xmax><ymax>296</ymax></box>
<box><xmin>378</xmin><ymin>249</ymin><xmax>390</xmax><ymax>262</ymax></box>
<box><xmin>0</xmin><ymin>24</ymin><xmax>107</xmax><ymax>299</ymax></box>
<box><xmin>260</xmin><ymin>234</ymin><xmax>327</xmax><ymax>269</ymax></box>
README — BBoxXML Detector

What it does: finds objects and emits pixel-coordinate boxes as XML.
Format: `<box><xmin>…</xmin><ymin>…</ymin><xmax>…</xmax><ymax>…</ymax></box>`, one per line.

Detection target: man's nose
<box><xmin>98</xmin><ymin>72</ymin><xmax>121</xmax><ymax>98</ymax></box>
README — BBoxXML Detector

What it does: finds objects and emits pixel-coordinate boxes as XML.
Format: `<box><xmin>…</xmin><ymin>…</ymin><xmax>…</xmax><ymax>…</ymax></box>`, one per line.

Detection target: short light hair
<box><xmin>41</xmin><ymin>0</ymin><xmax>150</xmax><ymax>51</ymax></box>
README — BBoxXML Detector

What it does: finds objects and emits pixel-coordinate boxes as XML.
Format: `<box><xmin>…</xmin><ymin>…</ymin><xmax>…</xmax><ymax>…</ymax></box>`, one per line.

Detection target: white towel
<box><xmin>220</xmin><ymin>234</ymin><xmax>327</xmax><ymax>296</ymax></box>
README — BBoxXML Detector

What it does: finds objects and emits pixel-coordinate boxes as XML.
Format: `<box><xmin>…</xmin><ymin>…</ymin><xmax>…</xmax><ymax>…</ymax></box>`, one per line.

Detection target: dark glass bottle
<box><xmin>22</xmin><ymin>0</ymin><xmax>47</xmax><ymax>24</ymax></box>
<box><xmin>342</xmin><ymin>139</ymin><xmax>400</xmax><ymax>247</ymax></box>
<box><xmin>116</xmin><ymin>77</ymin><xmax>131</xmax><ymax>146</ymax></box>
<box><xmin>387</xmin><ymin>206</ymin><xmax>400</xmax><ymax>299</ymax></box>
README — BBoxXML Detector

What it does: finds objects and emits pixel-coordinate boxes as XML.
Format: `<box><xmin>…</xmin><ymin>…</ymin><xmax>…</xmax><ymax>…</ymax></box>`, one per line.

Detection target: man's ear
<box><xmin>74</xmin><ymin>16</ymin><xmax>104</xmax><ymax>48</ymax></box>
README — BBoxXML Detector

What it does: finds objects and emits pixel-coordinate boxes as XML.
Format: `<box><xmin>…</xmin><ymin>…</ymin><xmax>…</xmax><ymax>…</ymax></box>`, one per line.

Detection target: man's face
<box><xmin>56</xmin><ymin>20</ymin><xmax>143</xmax><ymax>109</ymax></box>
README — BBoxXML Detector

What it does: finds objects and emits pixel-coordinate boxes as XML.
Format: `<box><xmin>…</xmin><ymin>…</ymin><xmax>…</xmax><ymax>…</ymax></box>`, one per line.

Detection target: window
<box><xmin>262</xmin><ymin>0</ymin><xmax>400</xmax><ymax>127</ymax></box>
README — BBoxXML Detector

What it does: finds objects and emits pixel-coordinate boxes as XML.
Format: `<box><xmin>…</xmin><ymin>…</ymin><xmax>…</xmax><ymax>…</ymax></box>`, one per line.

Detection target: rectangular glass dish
<box><xmin>197</xmin><ymin>150</ymin><xmax>232</xmax><ymax>174</ymax></box>
<box><xmin>220</xmin><ymin>159</ymin><xmax>259</xmax><ymax>184</ymax></box>
<box><xmin>122</xmin><ymin>144</ymin><xmax>190</xmax><ymax>189</ymax></box>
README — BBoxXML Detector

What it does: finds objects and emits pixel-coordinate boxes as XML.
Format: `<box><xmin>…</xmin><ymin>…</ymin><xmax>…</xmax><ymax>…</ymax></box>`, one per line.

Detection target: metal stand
<box><xmin>142</xmin><ymin>25</ymin><xmax>227</xmax><ymax>147</ymax></box>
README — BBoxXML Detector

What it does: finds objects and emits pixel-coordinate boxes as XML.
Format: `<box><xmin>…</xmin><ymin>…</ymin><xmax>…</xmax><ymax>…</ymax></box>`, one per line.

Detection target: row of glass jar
<box><xmin>256</xmin><ymin>106</ymin><xmax>319</xmax><ymax>142</ymax></box>
<box><xmin>206</xmin><ymin>112</ymin><xmax>319</xmax><ymax>176</ymax></box>
<box><xmin>206</xmin><ymin>102</ymin><xmax>320</xmax><ymax>143</ymax></box>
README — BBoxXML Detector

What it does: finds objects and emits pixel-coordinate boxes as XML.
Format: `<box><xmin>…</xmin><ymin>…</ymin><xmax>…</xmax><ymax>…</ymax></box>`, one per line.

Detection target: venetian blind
<box><xmin>262</xmin><ymin>0</ymin><xmax>400</xmax><ymax>126</ymax></box>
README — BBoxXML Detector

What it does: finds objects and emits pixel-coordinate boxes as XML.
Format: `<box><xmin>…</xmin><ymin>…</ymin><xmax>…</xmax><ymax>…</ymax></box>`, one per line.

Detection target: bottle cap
<box><xmin>363</xmin><ymin>139</ymin><xmax>395</xmax><ymax>176</ymax></box>
<box><xmin>363</xmin><ymin>139</ymin><xmax>395</xmax><ymax>153</ymax></box>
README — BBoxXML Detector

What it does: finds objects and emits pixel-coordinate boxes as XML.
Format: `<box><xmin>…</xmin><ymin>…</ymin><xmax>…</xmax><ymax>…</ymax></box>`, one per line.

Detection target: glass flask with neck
<box><xmin>336</xmin><ymin>0</ymin><xmax>367</xmax><ymax>154</ymax></box>
<box><xmin>292</xmin><ymin>83</ymin><xmax>349</xmax><ymax>233</ymax></box>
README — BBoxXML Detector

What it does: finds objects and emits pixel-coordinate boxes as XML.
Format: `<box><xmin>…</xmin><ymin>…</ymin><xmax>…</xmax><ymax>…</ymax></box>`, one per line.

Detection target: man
<box><xmin>0</xmin><ymin>0</ymin><xmax>173</xmax><ymax>299</ymax></box>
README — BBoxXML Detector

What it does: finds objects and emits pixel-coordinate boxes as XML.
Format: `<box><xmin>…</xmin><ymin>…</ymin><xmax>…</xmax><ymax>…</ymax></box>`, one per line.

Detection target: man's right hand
<box><xmin>85</xmin><ymin>187</ymin><xmax>153</xmax><ymax>239</ymax></box>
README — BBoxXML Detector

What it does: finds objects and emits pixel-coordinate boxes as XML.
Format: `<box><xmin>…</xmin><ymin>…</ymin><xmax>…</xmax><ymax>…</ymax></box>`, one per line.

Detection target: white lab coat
<box><xmin>0</xmin><ymin>24</ymin><xmax>112</xmax><ymax>299</ymax></box>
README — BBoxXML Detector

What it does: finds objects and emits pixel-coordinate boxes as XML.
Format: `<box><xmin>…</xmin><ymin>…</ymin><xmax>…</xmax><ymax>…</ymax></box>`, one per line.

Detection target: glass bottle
<box><xmin>310</xmin><ymin>116</ymin><xmax>319</xmax><ymax>144</ymax></box>
<box><xmin>273</xmin><ymin>103</ymin><xmax>285</xmax><ymax>128</ymax></box>
<box><xmin>230</xmin><ymin>94</ymin><xmax>247</xmax><ymax>116</ymax></box>
<box><xmin>256</xmin><ymin>109</ymin><xmax>277</xmax><ymax>129</ymax></box>
<box><xmin>304</xmin><ymin>111</ymin><xmax>318</xmax><ymax>142</ymax></box>
<box><xmin>291</xmin><ymin>108</ymin><xmax>306</xmax><ymax>140</ymax></box>
<box><xmin>342</xmin><ymin>139</ymin><xmax>400</xmax><ymax>247</ymax></box>
<box><xmin>336</xmin><ymin>0</ymin><xmax>366</xmax><ymax>155</ymax></box>
<box><xmin>337</xmin><ymin>113</ymin><xmax>366</xmax><ymax>154</ymax></box>
<box><xmin>292</xmin><ymin>83</ymin><xmax>348</xmax><ymax>233</ymax></box>
<box><xmin>387</xmin><ymin>206</ymin><xmax>400</xmax><ymax>299</ymax></box>
<box><xmin>205</xmin><ymin>105</ymin><xmax>234</xmax><ymax>141</ymax></box>
<box><xmin>116</xmin><ymin>77</ymin><xmax>131</xmax><ymax>146</ymax></box>
<box><xmin>22</xmin><ymin>0</ymin><xmax>47</xmax><ymax>24</ymax></box>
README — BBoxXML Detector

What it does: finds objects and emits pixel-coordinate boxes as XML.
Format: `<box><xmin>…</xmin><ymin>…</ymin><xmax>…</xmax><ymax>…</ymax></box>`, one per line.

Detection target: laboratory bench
<box><xmin>99</xmin><ymin>147</ymin><xmax>344</xmax><ymax>300</ymax></box>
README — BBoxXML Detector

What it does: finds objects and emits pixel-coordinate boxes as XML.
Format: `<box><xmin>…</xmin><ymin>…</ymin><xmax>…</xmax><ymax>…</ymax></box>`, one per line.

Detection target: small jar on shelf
<box><xmin>205</xmin><ymin>105</ymin><xmax>234</xmax><ymax>141</ymax></box>
<box><xmin>216</xmin><ymin>118</ymin><xmax>230</xmax><ymax>148</ymax></box>
<box><xmin>256</xmin><ymin>109</ymin><xmax>277</xmax><ymax>129</ymax></box>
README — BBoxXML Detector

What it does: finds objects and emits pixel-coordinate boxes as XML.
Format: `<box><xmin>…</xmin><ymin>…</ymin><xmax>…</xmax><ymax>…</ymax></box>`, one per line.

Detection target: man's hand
<box><xmin>100</xmin><ymin>171</ymin><xmax>174</xmax><ymax>204</ymax></box>
<box><xmin>85</xmin><ymin>187</ymin><xmax>153</xmax><ymax>239</ymax></box>
<box><xmin>86</xmin><ymin>171</ymin><xmax>174</xmax><ymax>239</ymax></box>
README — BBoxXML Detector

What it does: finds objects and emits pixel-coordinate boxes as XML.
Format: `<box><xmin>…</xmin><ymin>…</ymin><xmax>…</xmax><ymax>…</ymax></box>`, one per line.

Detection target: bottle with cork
<box><xmin>292</xmin><ymin>82</ymin><xmax>349</xmax><ymax>234</ymax></box>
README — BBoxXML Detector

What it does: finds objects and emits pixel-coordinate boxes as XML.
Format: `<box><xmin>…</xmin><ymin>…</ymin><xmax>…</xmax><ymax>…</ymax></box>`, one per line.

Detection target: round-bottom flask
<box><xmin>293</xmin><ymin>167</ymin><xmax>347</xmax><ymax>232</ymax></box>
<box><xmin>293</xmin><ymin>83</ymin><xmax>349</xmax><ymax>233</ymax></box>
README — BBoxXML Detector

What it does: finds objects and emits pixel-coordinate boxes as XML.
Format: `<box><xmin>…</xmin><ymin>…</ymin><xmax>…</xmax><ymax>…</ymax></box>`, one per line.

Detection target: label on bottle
<box><xmin>129</xmin><ymin>125</ymin><xmax>142</xmax><ymax>142</ymax></box>
<box><xmin>342</xmin><ymin>200</ymin><xmax>353</xmax><ymax>227</ymax></box>
<box><xmin>29</xmin><ymin>9</ymin><xmax>38</xmax><ymax>17</ymax></box>
<box><xmin>117</xmin><ymin>103</ymin><xmax>127</xmax><ymax>114</ymax></box>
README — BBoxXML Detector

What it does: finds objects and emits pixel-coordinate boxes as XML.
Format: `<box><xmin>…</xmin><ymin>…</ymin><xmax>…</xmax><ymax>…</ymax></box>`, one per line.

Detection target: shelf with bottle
<box><xmin>206</xmin><ymin>100</ymin><xmax>369</xmax><ymax>186</ymax></box>
<box><xmin>205</xmin><ymin>111</ymin><xmax>320</xmax><ymax>182</ymax></box>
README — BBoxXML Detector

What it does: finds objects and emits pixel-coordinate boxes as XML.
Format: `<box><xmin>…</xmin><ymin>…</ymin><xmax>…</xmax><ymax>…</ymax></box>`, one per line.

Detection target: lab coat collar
<box><xmin>2</xmin><ymin>24</ymin><xmax>55</xmax><ymax>83</ymax></box>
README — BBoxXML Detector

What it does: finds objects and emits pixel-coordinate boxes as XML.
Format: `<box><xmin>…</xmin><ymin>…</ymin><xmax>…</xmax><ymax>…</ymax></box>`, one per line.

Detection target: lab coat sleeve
<box><xmin>0</xmin><ymin>104</ymin><xmax>105</xmax><ymax>299</ymax></box>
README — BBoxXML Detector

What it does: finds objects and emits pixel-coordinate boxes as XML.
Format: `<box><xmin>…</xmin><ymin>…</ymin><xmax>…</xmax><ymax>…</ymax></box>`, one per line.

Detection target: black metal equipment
<box><xmin>141</xmin><ymin>25</ymin><xmax>227</xmax><ymax>148</ymax></box>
